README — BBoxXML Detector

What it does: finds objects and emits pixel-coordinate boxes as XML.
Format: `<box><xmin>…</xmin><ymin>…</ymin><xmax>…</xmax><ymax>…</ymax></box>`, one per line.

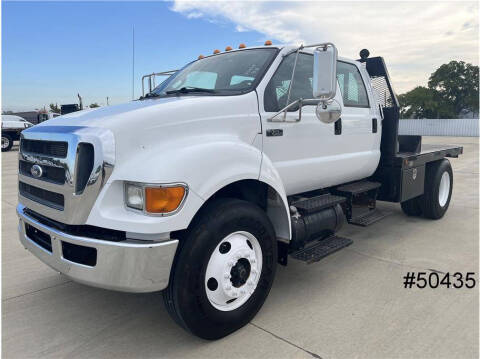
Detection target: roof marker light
<box><xmin>225</xmin><ymin>46</ymin><xmax>232</xmax><ymax>51</ymax></box>
<box><xmin>213</xmin><ymin>49</ymin><xmax>220</xmax><ymax>54</ymax></box>
<box><xmin>238</xmin><ymin>43</ymin><xmax>246</xmax><ymax>49</ymax></box>
<box><xmin>264</xmin><ymin>40</ymin><xmax>272</xmax><ymax>46</ymax></box>
<box><xmin>198</xmin><ymin>55</ymin><xmax>204</xmax><ymax>59</ymax></box>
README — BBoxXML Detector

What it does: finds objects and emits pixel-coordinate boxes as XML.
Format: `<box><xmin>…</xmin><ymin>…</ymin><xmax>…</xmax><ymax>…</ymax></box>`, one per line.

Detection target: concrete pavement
<box><xmin>2</xmin><ymin>137</ymin><xmax>479</xmax><ymax>358</ymax></box>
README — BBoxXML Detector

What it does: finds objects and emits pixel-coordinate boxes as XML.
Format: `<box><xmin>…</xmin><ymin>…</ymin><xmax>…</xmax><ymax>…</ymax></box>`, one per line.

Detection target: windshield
<box><xmin>151</xmin><ymin>48</ymin><xmax>278</xmax><ymax>97</ymax></box>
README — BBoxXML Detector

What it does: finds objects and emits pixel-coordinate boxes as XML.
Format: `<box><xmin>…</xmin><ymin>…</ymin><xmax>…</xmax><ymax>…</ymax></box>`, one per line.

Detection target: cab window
<box><xmin>336</xmin><ymin>62</ymin><xmax>369</xmax><ymax>107</ymax></box>
<box><xmin>264</xmin><ymin>54</ymin><xmax>370</xmax><ymax>112</ymax></box>
<box><xmin>264</xmin><ymin>53</ymin><xmax>313</xmax><ymax>112</ymax></box>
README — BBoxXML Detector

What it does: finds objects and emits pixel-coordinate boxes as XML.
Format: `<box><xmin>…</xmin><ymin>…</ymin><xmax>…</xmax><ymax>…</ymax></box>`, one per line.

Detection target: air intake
<box><xmin>75</xmin><ymin>143</ymin><xmax>94</xmax><ymax>194</ymax></box>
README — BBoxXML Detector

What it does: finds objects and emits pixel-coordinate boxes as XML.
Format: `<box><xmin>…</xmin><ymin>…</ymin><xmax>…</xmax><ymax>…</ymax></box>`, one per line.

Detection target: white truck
<box><xmin>17</xmin><ymin>42</ymin><xmax>463</xmax><ymax>339</ymax></box>
<box><xmin>2</xmin><ymin>115</ymin><xmax>33</xmax><ymax>152</ymax></box>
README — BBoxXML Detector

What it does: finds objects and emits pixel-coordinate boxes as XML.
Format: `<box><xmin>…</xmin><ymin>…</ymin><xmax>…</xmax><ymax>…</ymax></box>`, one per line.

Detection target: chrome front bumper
<box><xmin>17</xmin><ymin>204</ymin><xmax>178</xmax><ymax>293</ymax></box>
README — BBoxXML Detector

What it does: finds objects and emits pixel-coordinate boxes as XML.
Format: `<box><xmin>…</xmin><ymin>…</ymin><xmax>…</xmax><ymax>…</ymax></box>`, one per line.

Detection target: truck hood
<box><xmin>31</xmin><ymin>92</ymin><xmax>261</xmax><ymax>168</ymax></box>
<box><xmin>37</xmin><ymin>96</ymin><xmax>200</xmax><ymax>129</ymax></box>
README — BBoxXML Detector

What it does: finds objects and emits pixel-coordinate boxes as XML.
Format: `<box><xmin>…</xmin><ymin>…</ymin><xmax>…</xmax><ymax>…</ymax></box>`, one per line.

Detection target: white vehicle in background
<box><xmin>17</xmin><ymin>42</ymin><xmax>463</xmax><ymax>339</ymax></box>
<box><xmin>1</xmin><ymin>115</ymin><xmax>33</xmax><ymax>151</ymax></box>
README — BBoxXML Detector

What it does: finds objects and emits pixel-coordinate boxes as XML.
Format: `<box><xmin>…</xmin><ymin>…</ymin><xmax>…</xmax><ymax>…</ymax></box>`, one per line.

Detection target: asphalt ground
<box><xmin>2</xmin><ymin>137</ymin><xmax>479</xmax><ymax>358</ymax></box>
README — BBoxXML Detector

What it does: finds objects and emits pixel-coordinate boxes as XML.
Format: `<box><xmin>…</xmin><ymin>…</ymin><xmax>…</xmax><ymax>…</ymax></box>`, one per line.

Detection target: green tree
<box><xmin>49</xmin><ymin>103</ymin><xmax>60</xmax><ymax>113</ymax></box>
<box><xmin>399</xmin><ymin>60</ymin><xmax>479</xmax><ymax>119</ymax></box>
<box><xmin>89</xmin><ymin>103</ymin><xmax>100</xmax><ymax>108</ymax></box>
<box><xmin>398</xmin><ymin>86</ymin><xmax>455</xmax><ymax>119</ymax></box>
<box><xmin>428</xmin><ymin>61</ymin><xmax>479</xmax><ymax>116</ymax></box>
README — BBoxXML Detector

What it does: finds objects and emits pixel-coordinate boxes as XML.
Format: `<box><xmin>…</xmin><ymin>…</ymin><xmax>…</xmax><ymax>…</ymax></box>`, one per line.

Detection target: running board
<box><xmin>349</xmin><ymin>209</ymin><xmax>391</xmax><ymax>227</ymax></box>
<box><xmin>290</xmin><ymin>235</ymin><xmax>353</xmax><ymax>264</ymax></box>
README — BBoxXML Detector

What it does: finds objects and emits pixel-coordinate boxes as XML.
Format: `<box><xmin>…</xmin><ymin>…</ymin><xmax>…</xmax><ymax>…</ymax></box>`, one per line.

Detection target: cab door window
<box><xmin>336</xmin><ymin>62</ymin><xmax>369</xmax><ymax>107</ymax></box>
<box><xmin>264</xmin><ymin>53</ymin><xmax>313</xmax><ymax>112</ymax></box>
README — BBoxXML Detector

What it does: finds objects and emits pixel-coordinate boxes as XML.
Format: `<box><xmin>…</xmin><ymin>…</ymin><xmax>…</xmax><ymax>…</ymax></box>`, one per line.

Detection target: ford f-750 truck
<box><xmin>17</xmin><ymin>42</ymin><xmax>463</xmax><ymax>339</ymax></box>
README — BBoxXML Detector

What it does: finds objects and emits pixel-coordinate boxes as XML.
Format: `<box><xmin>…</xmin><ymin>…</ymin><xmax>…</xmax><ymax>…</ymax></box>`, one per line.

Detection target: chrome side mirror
<box><xmin>316</xmin><ymin>99</ymin><xmax>342</xmax><ymax>124</ymax></box>
<box><xmin>313</xmin><ymin>43</ymin><xmax>337</xmax><ymax>101</ymax></box>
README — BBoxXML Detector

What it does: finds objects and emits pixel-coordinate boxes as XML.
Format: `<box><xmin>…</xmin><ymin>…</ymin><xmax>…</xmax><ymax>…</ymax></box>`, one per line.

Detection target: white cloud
<box><xmin>171</xmin><ymin>0</ymin><xmax>479</xmax><ymax>93</ymax></box>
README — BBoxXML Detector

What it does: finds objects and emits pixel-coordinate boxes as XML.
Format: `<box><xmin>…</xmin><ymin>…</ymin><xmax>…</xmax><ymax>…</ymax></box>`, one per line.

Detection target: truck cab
<box><xmin>17</xmin><ymin>42</ymin><xmax>462</xmax><ymax>340</ymax></box>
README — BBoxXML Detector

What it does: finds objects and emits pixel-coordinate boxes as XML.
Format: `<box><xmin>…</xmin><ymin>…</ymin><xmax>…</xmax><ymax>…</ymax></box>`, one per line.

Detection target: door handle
<box><xmin>372</xmin><ymin>118</ymin><xmax>378</xmax><ymax>133</ymax></box>
<box><xmin>334</xmin><ymin>118</ymin><xmax>342</xmax><ymax>135</ymax></box>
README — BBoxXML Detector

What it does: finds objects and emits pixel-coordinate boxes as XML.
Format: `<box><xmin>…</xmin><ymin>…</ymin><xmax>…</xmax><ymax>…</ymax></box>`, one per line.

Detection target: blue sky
<box><xmin>2</xmin><ymin>1</ymin><xmax>266</xmax><ymax>111</ymax></box>
<box><xmin>2</xmin><ymin>1</ymin><xmax>478</xmax><ymax>112</ymax></box>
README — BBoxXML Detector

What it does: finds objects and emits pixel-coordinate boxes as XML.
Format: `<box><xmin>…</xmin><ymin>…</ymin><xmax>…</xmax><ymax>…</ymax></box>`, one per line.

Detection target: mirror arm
<box><xmin>267</xmin><ymin>99</ymin><xmax>302</xmax><ymax>122</ymax></box>
<box><xmin>267</xmin><ymin>98</ymin><xmax>321</xmax><ymax>123</ymax></box>
<box><xmin>283</xmin><ymin>47</ymin><xmax>302</xmax><ymax>122</ymax></box>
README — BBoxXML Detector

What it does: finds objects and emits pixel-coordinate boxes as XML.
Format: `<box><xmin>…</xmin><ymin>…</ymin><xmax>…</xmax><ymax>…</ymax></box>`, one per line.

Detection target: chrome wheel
<box><xmin>1</xmin><ymin>136</ymin><xmax>9</xmax><ymax>149</ymax></box>
<box><xmin>438</xmin><ymin>171</ymin><xmax>450</xmax><ymax>207</ymax></box>
<box><xmin>205</xmin><ymin>231</ymin><xmax>262</xmax><ymax>311</ymax></box>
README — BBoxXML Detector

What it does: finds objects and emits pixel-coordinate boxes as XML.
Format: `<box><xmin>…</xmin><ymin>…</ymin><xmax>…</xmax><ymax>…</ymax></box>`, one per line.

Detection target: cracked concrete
<box><xmin>2</xmin><ymin>137</ymin><xmax>479</xmax><ymax>358</ymax></box>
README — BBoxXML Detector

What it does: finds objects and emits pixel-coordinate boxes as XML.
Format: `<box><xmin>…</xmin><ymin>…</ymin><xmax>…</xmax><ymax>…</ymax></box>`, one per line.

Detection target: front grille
<box><xmin>25</xmin><ymin>223</ymin><xmax>52</xmax><ymax>252</ymax></box>
<box><xmin>19</xmin><ymin>160</ymin><xmax>65</xmax><ymax>184</ymax></box>
<box><xmin>21</xmin><ymin>139</ymin><xmax>68</xmax><ymax>158</ymax></box>
<box><xmin>19</xmin><ymin>182</ymin><xmax>64</xmax><ymax>210</ymax></box>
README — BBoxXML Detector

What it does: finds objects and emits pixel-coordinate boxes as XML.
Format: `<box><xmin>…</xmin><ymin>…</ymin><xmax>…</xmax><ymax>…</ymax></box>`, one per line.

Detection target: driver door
<box><xmin>259</xmin><ymin>53</ymin><xmax>371</xmax><ymax>195</ymax></box>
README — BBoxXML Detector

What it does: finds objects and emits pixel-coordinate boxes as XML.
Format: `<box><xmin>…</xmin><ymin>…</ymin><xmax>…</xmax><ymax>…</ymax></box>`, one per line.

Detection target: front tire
<box><xmin>1</xmin><ymin>134</ymin><xmax>13</xmax><ymax>152</ymax></box>
<box><xmin>163</xmin><ymin>198</ymin><xmax>277</xmax><ymax>340</ymax></box>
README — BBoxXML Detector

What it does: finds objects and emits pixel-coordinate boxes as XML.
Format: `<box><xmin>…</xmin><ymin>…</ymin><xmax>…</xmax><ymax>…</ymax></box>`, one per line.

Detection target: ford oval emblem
<box><xmin>30</xmin><ymin>164</ymin><xmax>43</xmax><ymax>178</ymax></box>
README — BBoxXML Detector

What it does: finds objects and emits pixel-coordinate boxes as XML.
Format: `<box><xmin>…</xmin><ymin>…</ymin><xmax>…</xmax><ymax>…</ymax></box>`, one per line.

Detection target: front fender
<box><xmin>87</xmin><ymin>138</ymin><xmax>261</xmax><ymax>233</ymax></box>
<box><xmin>88</xmin><ymin>138</ymin><xmax>291</xmax><ymax>240</ymax></box>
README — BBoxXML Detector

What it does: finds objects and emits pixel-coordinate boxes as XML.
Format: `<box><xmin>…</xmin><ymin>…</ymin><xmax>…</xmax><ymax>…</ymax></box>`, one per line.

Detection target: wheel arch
<box><xmin>177</xmin><ymin>178</ymin><xmax>291</xmax><ymax>242</ymax></box>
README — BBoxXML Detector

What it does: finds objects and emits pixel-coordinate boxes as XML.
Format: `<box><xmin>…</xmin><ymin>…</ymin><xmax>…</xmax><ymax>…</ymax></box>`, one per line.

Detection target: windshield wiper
<box><xmin>138</xmin><ymin>92</ymin><xmax>161</xmax><ymax>100</ymax></box>
<box><xmin>166</xmin><ymin>87</ymin><xmax>216</xmax><ymax>95</ymax></box>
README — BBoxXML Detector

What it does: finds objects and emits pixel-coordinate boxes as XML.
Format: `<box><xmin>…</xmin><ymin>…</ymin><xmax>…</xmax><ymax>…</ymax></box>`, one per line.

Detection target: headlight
<box><xmin>124</xmin><ymin>182</ymin><xmax>187</xmax><ymax>215</ymax></box>
<box><xmin>125</xmin><ymin>183</ymin><xmax>144</xmax><ymax>210</ymax></box>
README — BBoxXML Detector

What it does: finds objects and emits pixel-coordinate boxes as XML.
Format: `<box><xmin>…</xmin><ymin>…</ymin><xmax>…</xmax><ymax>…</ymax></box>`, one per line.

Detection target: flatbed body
<box><xmin>386</xmin><ymin>144</ymin><xmax>463</xmax><ymax>168</ymax></box>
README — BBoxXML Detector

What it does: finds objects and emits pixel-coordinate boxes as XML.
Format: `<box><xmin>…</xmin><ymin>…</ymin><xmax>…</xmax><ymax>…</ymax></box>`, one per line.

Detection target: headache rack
<box><xmin>358</xmin><ymin>52</ymin><xmax>463</xmax><ymax>203</ymax></box>
<box><xmin>141</xmin><ymin>70</ymin><xmax>178</xmax><ymax>97</ymax></box>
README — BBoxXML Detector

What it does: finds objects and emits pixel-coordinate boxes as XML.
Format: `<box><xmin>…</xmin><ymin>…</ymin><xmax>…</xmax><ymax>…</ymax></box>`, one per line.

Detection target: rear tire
<box><xmin>1</xmin><ymin>134</ymin><xmax>13</xmax><ymax>152</ymax></box>
<box><xmin>401</xmin><ymin>196</ymin><xmax>423</xmax><ymax>216</ymax></box>
<box><xmin>422</xmin><ymin>159</ymin><xmax>453</xmax><ymax>219</ymax></box>
<box><xmin>163</xmin><ymin>198</ymin><xmax>277</xmax><ymax>340</ymax></box>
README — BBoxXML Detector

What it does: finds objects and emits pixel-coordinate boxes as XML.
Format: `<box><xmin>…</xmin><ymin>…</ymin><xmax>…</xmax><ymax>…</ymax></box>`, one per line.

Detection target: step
<box><xmin>292</xmin><ymin>194</ymin><xmax>346</xmax><ymax>215</ymax></box>
<box><xmin>336</xmin><ymin>181</ymin><xmax>381</xmax><ymax>195</ymax></box>
<box><xmin>349</xmin><ymin>209</ymin><xmax>391</xmax><ymax>227</ymax></box>
<box><xmin>290</xmin><ymin>235</ymin><xmax>353</xmax><ymax>264</ymax></box>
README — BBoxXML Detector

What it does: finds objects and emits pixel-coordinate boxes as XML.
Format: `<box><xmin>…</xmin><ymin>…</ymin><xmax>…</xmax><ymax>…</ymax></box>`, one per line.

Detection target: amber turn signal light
<box><xmin>145</xmin><ymin>186</ymin><xmax>186</xmax><ymax>214</ymax></box>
